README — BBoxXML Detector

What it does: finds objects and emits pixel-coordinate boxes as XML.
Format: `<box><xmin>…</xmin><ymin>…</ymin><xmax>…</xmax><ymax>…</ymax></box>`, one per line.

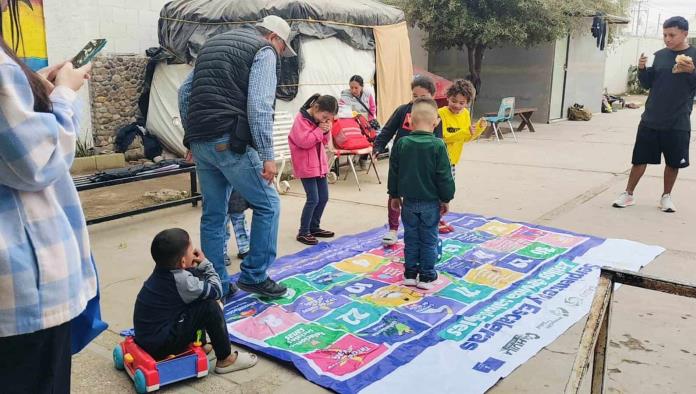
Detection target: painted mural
<box><xmin>1</xmin><ymin>0</ymin><xmax>48</xmax><ymax>70</ymax></box>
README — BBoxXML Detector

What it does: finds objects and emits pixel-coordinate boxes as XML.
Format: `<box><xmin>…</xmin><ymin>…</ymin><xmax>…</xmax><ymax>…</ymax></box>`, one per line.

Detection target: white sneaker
<box><xmin>382</xmin><ymin>230</ymin><xmax>398</xmax><ymax>246</ymax></box>
<box><xmin>416</xmin><ymin>281</ymin><xmax>435</xmax><ymax>291</ymax></box>
<box><xmin>612</xmin><ymin>192</ymin><xmax>635</xmax><ymax>208</ymax></box>
<box><xmin>403</xmin><ymin>278</ymin><xmax>418</xmax><ymax>287</ymax></box>
<box><xmin>660</xmin><ymin>194</ymin><xmax>676</xmax><ymax>213</ymax></box>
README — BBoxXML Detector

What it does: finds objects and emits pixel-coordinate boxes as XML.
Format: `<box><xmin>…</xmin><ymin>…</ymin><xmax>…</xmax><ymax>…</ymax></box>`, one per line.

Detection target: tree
<box><xmin>393</xmin><ymin>0</ymin><xmax>629</xmax><ymax>93</ymax></box>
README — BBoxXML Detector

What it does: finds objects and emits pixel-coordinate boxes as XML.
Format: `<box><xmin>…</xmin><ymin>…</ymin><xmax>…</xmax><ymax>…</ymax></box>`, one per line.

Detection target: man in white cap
<box><xmin>183</xmin><ymin>15</ymin><xmax>296</xmax><ymax>298</ymax></box>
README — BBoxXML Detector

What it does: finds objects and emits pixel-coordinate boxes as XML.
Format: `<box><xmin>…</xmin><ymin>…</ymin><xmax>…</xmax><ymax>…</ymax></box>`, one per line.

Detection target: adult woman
<box><xmin>339</xmin><ymin>75</ymin><xmax>377</xmax><ymax>121</ymax></box>
<box><xmin>0</xmin><ymin>1</ymin><xmax>102</xmax><ymax>392</ymax></box>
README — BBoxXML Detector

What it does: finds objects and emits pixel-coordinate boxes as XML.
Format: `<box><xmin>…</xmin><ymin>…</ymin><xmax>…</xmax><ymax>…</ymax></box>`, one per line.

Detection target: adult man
<box><xmin>613</xmin><ymin>16</ymin><xmax>696</xmax><ymax>212</ymax></box>
<box><xmin>184</xmin><ymin>16</ymin><xmax>296</xmax><ymax>298</ymax></box>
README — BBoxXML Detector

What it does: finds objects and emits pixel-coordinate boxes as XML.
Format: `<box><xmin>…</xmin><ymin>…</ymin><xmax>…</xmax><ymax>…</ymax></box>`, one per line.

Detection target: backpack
<box><xmin>331</xmin><ymin>118</ymin><xmax>371</xmax><ymax>150</ymax></box>
<box><xmin>354</xmin><ymin>114</ymin><xmax>377</xmax><ymax>143</ymax></box>
<box><xmin>568</xmin><ymin>103</ymin><xmax>592</xmax><ymax>121</ymax></box>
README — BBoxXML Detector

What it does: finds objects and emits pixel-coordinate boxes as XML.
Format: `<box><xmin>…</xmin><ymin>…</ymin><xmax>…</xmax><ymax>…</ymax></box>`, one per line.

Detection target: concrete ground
<box><xmin>73</xmin><ymin>105</ymin><xmax>696</xmax><ymax>393</ymax></box>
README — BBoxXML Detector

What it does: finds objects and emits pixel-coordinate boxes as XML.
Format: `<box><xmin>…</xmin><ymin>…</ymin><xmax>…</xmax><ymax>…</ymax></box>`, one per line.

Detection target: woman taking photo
<box><xmin>0</xmin><ymin>1</ymin><xmax>101</xmax><ymax>392</ymax></box>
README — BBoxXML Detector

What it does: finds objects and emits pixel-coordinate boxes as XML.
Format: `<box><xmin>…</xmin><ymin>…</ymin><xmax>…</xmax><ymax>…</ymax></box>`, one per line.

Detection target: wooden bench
<box><xmin>74</xmin><ymin>165</ymin><xmax>201</xmax><ymax>225</ymax></box>
<box><xmin>484</xmin><ymin>107</ymin><xmax>538</xmax><ymax>133</ymax></box>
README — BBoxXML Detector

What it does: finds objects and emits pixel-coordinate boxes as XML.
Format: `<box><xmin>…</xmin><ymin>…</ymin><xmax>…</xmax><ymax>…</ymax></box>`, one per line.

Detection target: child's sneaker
<box><xmin>382</xmin><ymin>230</ymin><xmax>398</xmax><ymax>246</ymax></box>
<box><xmin>403</xmin><ymin>278</ymin><xmax>418</xmax><ymax>287</ymax></box>
<box><xmin>659</xmin><ymin>194</ymin><xmax>676</xmax><ymax>213</ymax></box>
<box><xmin>416</xmin><ymin>280</ymin><xmax>435</xmax><ymax>291</ymax></box>
<box><xmin>438</xmin><ymin>220</ymin><xmax>454</xmax><ymax>234</ymax></box>
<box><xmin>612</xmin><ymin>192</ymin><xmax>635</xmax><ymax>208</ymax></box>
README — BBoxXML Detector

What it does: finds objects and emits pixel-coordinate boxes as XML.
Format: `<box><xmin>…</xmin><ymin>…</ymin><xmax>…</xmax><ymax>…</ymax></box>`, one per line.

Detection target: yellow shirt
<box><xmin>438</xmin><ymin>107</ymin><xmax>485</xmax><ymax>165</ymax></box>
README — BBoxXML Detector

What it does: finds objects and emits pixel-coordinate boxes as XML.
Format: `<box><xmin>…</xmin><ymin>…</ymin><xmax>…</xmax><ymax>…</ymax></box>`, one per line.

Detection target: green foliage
<box><xmin>396</xmin><ymin>0</ymin><xmax>629</xmax><ymax>52</ymax></box>
<box><xmin>75</xmin><ymin>138</ymin><xmax>94</xmax><ymax>158</ymax></box>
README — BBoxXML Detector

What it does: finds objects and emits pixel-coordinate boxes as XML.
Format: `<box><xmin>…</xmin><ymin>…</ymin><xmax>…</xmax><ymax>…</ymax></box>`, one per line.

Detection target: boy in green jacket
<box><xmin>388</xmin><ymin>98</ymin><xmax>456</xmax><ymax>290</ymax></box>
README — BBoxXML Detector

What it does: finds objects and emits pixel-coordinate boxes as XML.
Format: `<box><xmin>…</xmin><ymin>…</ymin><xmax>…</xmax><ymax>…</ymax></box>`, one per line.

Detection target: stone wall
<box><xmin>89</xmin><ymin>54</ymin><xmax>148</xmax><ymax>159</ymax></box>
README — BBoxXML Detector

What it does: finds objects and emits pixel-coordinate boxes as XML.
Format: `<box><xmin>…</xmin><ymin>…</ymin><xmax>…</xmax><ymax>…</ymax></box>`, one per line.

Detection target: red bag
<box><xmin>354</xmin><ymin>114</ymin><xmax>377</xmax><ymax>143</ymax></box>
<box><xmin>331</xmin><ymin>118</ymin><xmax>371</xmax><ymax>150</ymax></box>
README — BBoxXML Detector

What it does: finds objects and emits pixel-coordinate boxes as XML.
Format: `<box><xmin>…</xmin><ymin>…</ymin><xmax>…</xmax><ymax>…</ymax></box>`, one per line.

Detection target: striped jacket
<box><xmin>0</xmin><ymin>50</ymin><xmax>97</xmax><ymax>337</ymax></box>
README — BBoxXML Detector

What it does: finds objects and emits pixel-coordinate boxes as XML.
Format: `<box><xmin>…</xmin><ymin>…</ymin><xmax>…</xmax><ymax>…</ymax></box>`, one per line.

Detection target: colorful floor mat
<box><xmin>224</xmin><ymin>213</ymin><xmax>664</xmax><ymax>393</ymax></box>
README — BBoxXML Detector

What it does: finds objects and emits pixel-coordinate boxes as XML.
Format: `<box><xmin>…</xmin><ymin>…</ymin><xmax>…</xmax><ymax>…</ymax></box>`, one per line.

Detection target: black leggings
<box><xmin>147</xmin><ymin>299</ymin><xmax>231</xmax><ymax>361</ymax></box>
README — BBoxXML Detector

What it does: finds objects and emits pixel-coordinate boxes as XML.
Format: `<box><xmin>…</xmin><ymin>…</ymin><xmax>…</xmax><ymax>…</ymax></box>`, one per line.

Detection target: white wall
<box><xmin>603</xmin><ymin>36</ymin><xmax>664</xmax><ymax>94</ymax></box>
<box><xmin>43</xmin><ymin>0</ymin><xmax>170</xmax><ymax>143</ymax></box>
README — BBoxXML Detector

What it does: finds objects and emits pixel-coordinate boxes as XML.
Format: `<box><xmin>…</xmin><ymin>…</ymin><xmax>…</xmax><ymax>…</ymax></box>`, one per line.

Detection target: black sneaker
<box><xmin>311</xmin><ymin>229</ymin><xmax>335</xmax><ymax>238</ymax></box>
<box><xmin>297</xmin><ymin>234</ymin><xmax>319</xmax><ymax>245</ymax></box>
<box><xmin>236</xmin><ymin>278</ymin><xmax>287</xmax><ymax>298</ymax></box>
<box><xmin>237</xmin><ymin>251</ymin><xmax>248</xmax><ymax>260</ymax></box>
<box><xmin>223</xmin><ymin>283</ymin><xmax>239</xmax><ymax>301</ymax></box>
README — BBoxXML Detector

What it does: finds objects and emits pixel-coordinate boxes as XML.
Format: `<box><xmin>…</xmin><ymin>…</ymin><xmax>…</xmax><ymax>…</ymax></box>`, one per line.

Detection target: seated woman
<box><xmin>338</xmin><ymin>75</ymin><xmax>376</xmax><ymax>121</ymax></box>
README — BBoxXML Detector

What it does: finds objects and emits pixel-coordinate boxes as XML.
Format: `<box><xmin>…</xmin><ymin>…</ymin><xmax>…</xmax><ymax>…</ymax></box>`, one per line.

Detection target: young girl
<box><xmin>438</xmin><ymin>79</ymin><xmax>487</xmax><ymax>180</ymax></box>
<box><xmin>289</xmin><ymin>94</ymin><xmax>339</xmax><ymax>245</ymax></box>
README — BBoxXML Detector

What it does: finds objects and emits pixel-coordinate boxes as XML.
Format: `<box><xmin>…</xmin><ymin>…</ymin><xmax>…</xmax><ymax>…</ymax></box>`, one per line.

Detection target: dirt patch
<box><xmin>621</xmin><ymin>359</ymin><xmax>647</xmax><ymax>365</ymax></box>
<box><xmin>618</xmin><ymin>334</ymin><xmax>654</xmax><ymax>352</ymax></box>
<box><xmin>78</xmin><ymin>174</ymin><xmax>194</xmax><ymax>220</ymax></box>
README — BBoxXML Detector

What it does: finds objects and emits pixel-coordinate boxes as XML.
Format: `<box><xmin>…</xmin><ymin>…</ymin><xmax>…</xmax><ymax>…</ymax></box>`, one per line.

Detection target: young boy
<box><xmin>612</xmin><ymin>16</ymin><xmax>695</xmax><ymax>212</ymax></box>
<box><xmin>374</xmin><ymin>76</ymin><xmax>443</xmax><ymax>245</ymax></box>
<box><xmin>388</xmin><ymin>98</ymin><xmax>455</xmax><ymax>290</ymax></box>
<box><xmin>438</xmin><ymin>79</ymin><xmax>487</xmax><ymax>180</ymax></box>
<box><xmin>134</xmin><ymin>228</ymin><xmax>257</xmax><ymax>374</ymax></box>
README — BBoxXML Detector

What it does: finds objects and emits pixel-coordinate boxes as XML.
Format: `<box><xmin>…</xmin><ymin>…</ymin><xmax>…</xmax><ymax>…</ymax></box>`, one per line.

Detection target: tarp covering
<box><xmin>145</xmin><ymin>63</ymin><xmax>192</xmax><ymax>157</ymax></box>
<box><xmin>374</xmin><ymin>22</ymin><xmax>413</xmax><ymax>125</ymax></box>
<box><xmin>275</xmin><ymin>36</ymin><xmax>376</xmax><ymax>116</ymax></box>
<box><xmin>158</xmin><ymin>0</ymin><xmax>405</xmax><ymax>62</ymax></box>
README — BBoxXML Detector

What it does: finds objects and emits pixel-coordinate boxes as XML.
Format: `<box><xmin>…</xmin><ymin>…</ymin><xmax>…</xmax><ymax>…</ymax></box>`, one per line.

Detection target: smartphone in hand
<box><xmin>71</xmin><ymin>39</ymin><xmax>107</xmax><ymax>68</ymax></box>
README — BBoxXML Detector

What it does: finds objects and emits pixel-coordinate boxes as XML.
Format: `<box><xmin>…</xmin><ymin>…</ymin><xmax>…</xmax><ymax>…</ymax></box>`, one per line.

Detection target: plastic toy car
<box><xmin>113</xmin><ymin>336</ymin><xmax>208</xmax><ymax>393</ymax></box>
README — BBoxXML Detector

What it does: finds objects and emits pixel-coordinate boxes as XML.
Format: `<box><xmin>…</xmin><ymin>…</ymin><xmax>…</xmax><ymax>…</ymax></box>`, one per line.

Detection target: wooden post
<box><xmin>564</xmin><ymin>271</ymin><xmax>613</xmax><ymax>394</ymax></box>
<box><xmin>591</xmin><ymin>281</ymin><xmax>613</xmax><ymax>394</ymax></box>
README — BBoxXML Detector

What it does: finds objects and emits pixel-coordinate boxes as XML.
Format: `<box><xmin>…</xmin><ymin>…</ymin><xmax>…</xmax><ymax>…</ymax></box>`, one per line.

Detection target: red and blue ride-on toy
<box><xmin>113</xmin><ymin>336</ymin><xmax>208</xmax><ymax>393</ymax></box>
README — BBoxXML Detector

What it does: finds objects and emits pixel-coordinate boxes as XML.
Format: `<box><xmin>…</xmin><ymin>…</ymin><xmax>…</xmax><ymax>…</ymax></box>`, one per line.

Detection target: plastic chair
<box><xmin>483</xmin><ymin>97</ymin><xmax>518</xmax><ymax>143</ymax></box>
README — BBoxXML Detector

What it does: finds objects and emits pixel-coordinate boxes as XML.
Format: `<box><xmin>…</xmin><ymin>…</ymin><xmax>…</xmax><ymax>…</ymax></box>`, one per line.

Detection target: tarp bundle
<box><xmin>158</xmin><ymin>0</ymin><xmax>405</xmax><ymax>101</ymax></box>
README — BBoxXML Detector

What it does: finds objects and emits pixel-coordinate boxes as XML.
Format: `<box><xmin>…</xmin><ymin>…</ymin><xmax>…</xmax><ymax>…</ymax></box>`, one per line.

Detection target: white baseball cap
<box><xmin>257</xmin><ymin>15</ymin><xmax>297</xmax><ymax>57</ymax></box>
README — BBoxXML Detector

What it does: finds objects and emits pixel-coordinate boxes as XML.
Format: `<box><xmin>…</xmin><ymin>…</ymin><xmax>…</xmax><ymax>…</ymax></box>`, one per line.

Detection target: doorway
<box><xmin>549</xmin><ymin>37</ymin><xmax>569</xmax><ymax>120</ymax></box>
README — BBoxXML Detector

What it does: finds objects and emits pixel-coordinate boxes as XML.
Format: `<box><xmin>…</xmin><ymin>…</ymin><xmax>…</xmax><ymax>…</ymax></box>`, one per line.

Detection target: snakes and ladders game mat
<box><xmin>223</xmin><ymin>213</ymin><xmax>664</xmax><ymax>393</ymax></box>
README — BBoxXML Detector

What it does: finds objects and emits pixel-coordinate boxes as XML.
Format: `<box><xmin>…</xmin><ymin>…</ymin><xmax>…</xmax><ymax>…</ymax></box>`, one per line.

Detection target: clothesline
<box><xmin>158</xmin><ymin>16</ymin><xmax>382</xmax><ymax>29</ymax></box>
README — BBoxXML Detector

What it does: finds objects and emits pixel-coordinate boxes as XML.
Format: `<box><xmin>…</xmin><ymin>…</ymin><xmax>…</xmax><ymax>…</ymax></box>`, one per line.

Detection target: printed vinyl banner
<box><xmin>224</xmin><ymin>213</ymin><xmax>664</xmax><ymax>393</ymax></box>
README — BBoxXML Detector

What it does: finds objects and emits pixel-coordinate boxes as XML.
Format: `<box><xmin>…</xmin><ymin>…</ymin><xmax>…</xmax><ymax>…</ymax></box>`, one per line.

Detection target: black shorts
<box><xmin>632</xmin><ymin>123</ymin><xmax>690</xmax><ymax>168</ymax></box>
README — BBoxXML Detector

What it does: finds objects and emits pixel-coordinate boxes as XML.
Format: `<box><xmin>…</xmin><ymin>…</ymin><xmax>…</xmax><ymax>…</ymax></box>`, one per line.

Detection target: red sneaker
<box><xmin>439</xmin><ymin>220</ymin><xmax>454</xmax><ymax>234</ymax></box>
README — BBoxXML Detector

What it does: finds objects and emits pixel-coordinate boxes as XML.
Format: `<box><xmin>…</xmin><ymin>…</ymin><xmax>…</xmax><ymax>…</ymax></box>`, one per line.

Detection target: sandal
<box><xmin>297</xmin><ymin>234</ymin><xmax>319</xmax><ymax>245</ymax></box>
<box><xmin>214</xmin><ymin>351</ymin><xmax>258</xmax><ymax>374</ymax></box>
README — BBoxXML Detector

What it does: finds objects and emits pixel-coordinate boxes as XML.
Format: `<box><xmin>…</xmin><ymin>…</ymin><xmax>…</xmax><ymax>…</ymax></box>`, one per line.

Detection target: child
<box><xmin>374</xmin><ymin>75</ymin><xmax>443</xmax><ymax>245</ymax></box>
<box><xmin>134</xmin><ymin>228</ymin><xmax>257</xmax><ymax>374</ymax></box>
<box><xmin>438</xmin><ymin>79</ymin><xmax>487</xmax><ymax>180</ymax></box>
<box><xmin>388</xmin><ymin>98</ymin><xmax>455</xmax><ymax>289</ymax></box>
<box><xmin>224</xmin><ymin>191</ymin><xmax>250</xmax><ymax>265</ymax></box>
<box><xmin>289</xmin><ymin>94</ymin><xmax>339</xmax><ymax>245</ymax></box>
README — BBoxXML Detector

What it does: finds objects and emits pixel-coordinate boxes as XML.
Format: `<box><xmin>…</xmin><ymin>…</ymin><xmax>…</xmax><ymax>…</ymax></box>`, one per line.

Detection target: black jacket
<box><xmin>374</xmin><ymin>103</ymin><xmax>443</xmax><ymax>152</ymax></box>
<box><xmin>184</xmin><ymin>26</ymin><xmax>280</xmax><ymax>151</ymax></box>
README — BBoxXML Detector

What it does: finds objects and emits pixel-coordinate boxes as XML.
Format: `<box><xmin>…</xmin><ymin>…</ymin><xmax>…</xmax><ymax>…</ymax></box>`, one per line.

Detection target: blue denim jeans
<box><xmin>190</xmin><ymin>137</ymin><xmax>280</xmax><ymax>289</ymax></box>
<box><xmin>401</xmin><ymin>199</ymin><xmax>440</xmax><ymax>282</ymax></box>
<box><xmin>299</xmin><ymin>177</ymin><xmax>329</xmax><ymax>235</ymax></box>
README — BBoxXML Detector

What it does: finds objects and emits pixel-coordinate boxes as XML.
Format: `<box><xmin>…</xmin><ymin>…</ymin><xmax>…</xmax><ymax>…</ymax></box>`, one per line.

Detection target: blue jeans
<box><xmin>401</xmin><ymin>199</ymin><xmax>440</xmax><ymax>282</ymax></box>
<box><xmin>299</xmin><ymin>177</ymin><xmax>329</xmax><ymax>235</ymax></box>
<box><xmin>190</xmin><ymin>137</ymin><xmax>280</xmax><ymax>288</ymax></box>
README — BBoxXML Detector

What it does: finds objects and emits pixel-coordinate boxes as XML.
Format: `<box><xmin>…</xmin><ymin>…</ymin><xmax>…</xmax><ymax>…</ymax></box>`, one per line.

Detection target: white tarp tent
<box><xmin>146</xmin><ymin>36</ymin><xmax>376</xmax><ymax>156</ymax></box>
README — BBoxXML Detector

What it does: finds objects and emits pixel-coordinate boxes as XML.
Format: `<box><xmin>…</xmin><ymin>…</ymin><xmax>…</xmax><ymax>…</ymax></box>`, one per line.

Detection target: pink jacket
<box><xmin>288</xmin><ymin>111</ymin><xmax>330</xmax><ymax>179</ymax></box>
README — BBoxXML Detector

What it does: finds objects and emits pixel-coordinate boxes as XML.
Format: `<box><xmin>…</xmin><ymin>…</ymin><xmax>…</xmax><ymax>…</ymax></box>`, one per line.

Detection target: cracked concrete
<box><xmin>72</xmin><ymin>105</ymin><xmax>696</xmax><ymax>393</ymax></box>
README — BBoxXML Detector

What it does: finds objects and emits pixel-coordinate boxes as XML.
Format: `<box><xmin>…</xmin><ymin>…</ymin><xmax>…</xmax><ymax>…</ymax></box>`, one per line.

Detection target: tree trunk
<box><xmin>465</xmin><ymin>44</ymin><xmax>485</xmax><ymax>95</ymax></box>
